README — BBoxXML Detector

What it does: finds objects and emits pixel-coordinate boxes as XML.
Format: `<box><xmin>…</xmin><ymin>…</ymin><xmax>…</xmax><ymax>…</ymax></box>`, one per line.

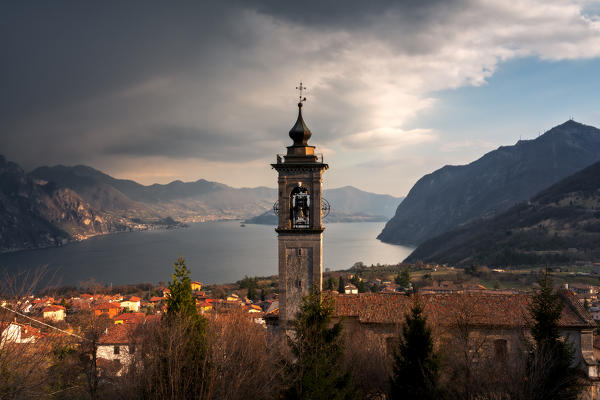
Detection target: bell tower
<box><xmin>272</xmin><ymin>84</ymin><xmax>328</xmax><ymax>328</ymax></box>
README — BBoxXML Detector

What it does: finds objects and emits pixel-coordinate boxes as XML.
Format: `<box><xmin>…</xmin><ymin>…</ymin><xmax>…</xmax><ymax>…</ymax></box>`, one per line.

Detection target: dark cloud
<box><xmin>103</xmin><ymin>124</ymin><xmax>278</xmax><ymax>162</ymax></box>
<box><xmin>1</xmin><ymin>0</ymin><xmax>598</xmax><ymax>194</ymax></box>
<box><xmin>0</xmin><ymin>2</ymin><xmax>237</xmax><ymax>122</ymax></box>
<box><xmin>239</xmin><ymin>0</ymin><xmax>461</xmax><ymax>29</ymax></box>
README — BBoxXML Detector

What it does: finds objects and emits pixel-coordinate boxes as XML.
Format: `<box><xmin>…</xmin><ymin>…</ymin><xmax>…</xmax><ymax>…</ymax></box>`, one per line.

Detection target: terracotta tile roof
<box><xmin>0</xmin><ymin>322</ymin><xmax>43</xmax><ymax>340</ymax></box>
<box><xmin>332</xmin><ymin>292</ymin><xmax>595</xmax><ymax>328</ymax></box>
<box><xmin>70</xmin><ymin>299</ymin><xmax>92</xmax><ymax>310</ymax></box>
<box><xmin>98</xmin><ymin>324</ymin><xmax>134</xmax><ymax>345</ymax></box>
<box><xmin>128</xmin><ymin>296</ymin><xmax>141</xmax><ymax>302</ymax></box>
<box><xmin>95</xmin><ymin>302</ymin><xmax>122</xmax><ymax>310</ymax></box>
<box><xmin>114</xmin><ymin>313</ymin><xmax>145</xmax><ymax>324</ymax></box>
<box><xmin>42</xmin><ymin>305</ymin><xmax>66</xmax><ymax>313</ymax></box>
<box><xmin>19</xmin><ymin>324</ymin><xmax>42</xmax><ymax>340</ymax></box>
<box><xmin>149</xmin><ymin>296</ymin><xmax>164</xmax><ymax>302</ymax></box>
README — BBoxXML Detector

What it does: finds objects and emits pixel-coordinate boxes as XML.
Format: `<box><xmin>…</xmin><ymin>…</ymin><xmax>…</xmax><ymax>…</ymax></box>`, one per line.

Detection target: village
<box><xmin>4</xmin><ymin>261</ymin><xmax>600</xmax><ymax>380</ymax></box>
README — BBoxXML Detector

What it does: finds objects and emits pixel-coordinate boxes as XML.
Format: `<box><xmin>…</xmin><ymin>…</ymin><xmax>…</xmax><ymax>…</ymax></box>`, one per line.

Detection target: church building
<box><xmin>272</xmin><ymin>84</ymin><xmax>328</xmax><ymax>328</ymax></box>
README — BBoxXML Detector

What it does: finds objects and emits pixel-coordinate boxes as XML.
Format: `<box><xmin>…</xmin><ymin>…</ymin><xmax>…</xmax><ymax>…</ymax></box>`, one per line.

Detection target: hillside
<box><xmin>0</xmin><ymin>156</ymin><xmax>134</xmax><ymax>252</ymax></box>
<box><xmin>405</xmin><ymin>160</ymin><xmax>600</xmax><ymax>266</ymax></box>
<box><xmin>31</xmin><ymin>165</ymin><xmax>275</xmax><ymax>221</ymax></box>
<box><xmin>32</xmin><ymin>166</ymin><xmax>401</xmax><ymax>224</ymax></box>
<box><xmin>378</xmin><ymin>120</ymin><xmax>600</xmax><ymax>246</ymax></box>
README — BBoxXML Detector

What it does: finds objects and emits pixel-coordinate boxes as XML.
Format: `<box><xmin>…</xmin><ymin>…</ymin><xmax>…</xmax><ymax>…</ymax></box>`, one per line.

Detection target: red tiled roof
<box><xmin>332</xmin><ymin>292</ymin><xmax>594</xmax><ymax>328</ymax></box>
<box><xmin>128</xmin><ymin>296</ymin><xmax>141</xmax><ymax>302</ymax></box>
<box><xmin>98</xmin><ymin>324</ymin><xmax>134</xmax><ymax>345</ymax></box>
<box><xmin>149</xmin><ymin>296</ymin><xmax>164</xmax><ymax>302</ymax></box>
<box><xmin>0</xmin><ymin>322</ymin><xmax>43</xmax><ymax>339</ymax></box>
<box><xmin>42</xmin><ymin>305</ymin><xmax>66</xmax><ymax>313</ymax></box>
<box><xmin>80</xmin><ymin>294</ymin><xmax>93</xmax><ymax>299</ymax></box>
<box><xmin>95</xmin><ymin>302</ymin><xmax>122</xmax><ymax>310</ymax></box>
<box><xmin>114</xmin><ymin>313</ymin><xmax>145</xmax><ymax>324</ymax></box>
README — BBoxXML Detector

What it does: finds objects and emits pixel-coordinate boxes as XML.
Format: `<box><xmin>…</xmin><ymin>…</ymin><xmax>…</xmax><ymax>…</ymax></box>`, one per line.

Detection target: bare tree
<box><xmin>344</xmin><ymin>327</ymin><xmax>391</xmax><ymax>397</ymax></box>
<box><xmin>202</xmin><ymin>310</ymin><xmax>285</xmax><ymax>399</ymax></box>
<box><xmin>0</xmin><ymin>267</ymin><xmax>64</xmax><ymax>399</ymax></box>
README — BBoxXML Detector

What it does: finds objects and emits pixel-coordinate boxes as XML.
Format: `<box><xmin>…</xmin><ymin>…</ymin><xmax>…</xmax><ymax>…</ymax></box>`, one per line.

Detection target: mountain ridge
<box><xmin>405</xmin><ymin>159</ymin><xmax>600</xmax><ymax>266</ymax></box>
<box><xmin>378</xmin><ymin>120</ymin><xmax>600</xmax><ymax>246</ymax></box>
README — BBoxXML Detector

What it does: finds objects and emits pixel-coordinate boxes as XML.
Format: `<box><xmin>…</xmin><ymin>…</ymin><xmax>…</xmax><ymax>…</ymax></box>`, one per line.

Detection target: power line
<box><xmin>0</xmin><ymin>304</ymin><xmax>87</xmax><ymax>341</ymax></box>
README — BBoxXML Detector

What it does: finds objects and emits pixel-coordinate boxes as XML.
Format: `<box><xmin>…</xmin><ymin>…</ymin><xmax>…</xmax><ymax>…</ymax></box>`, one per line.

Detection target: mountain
<box><xmin>2</xmin><ymin>158</ymin><xmax>400</xmax><ymax>252</ymax></box>
<box><xmin>0</xmin><ymin>156</ymin><xmax>133</xmax><ymax>252</ymax></box>
<box><xmin>378</xmin><ymin>120</ymin><xmax>600</xmax><ymax>246</ymax></box>
<box><xmin>31</xmin><ymin>166</ymin><xmax>402</xmax><ymax>224</ymax></box>
<box><xmin>244</xmin><ymin>186</ymin><xmax>403</xmax><ymax>225</ymax></box>
<box><xmin>405</xmin><ymin>159</ymin><xmax>600</xmax><ymax>266</ymax></box>
<box><xmin>324</xmin><ymin>186</ymin><xmax>401</xmax><ymax>219</ymax></box>
<box><xmin>31</xmin><ymin>165</ymin><xmax>276</xmax><ymax>221</ymax></box>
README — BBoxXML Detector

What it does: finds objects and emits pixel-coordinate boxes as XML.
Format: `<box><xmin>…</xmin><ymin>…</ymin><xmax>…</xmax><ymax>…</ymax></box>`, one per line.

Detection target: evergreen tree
<box><xmin>390</xmin><ymin>298</ymin><xmax>439</xmax><ymax>400</ymax></box>
<box><xmin>526</xmin><ymin>271</ymin><xmax>581</xmax><ymax>400</ymax></box>
<box><xmin>156</xmin><ymin>257</ymin><xmax>207</xmax><ymax>399</ymax></box>
<box><xmin>247</xmin><ymin>284</ymin><xmax>258</xmax><ymax>302</ymax></box>
<box><xmin>395</xmin><ymin>269</ymin><xmax>411</xmax><ymax>288</ymax></box>
<box><xmin>350</xmin><ymin>275</ymin><xmax>367</xmax><ymax>293</ymax></box>
<box><xmin>325</xmin><ymin>277</ymin><xmax>336</xmax><ymax>291</ymax></box>
<box><xmin>285</xmin><ymin>292</ymin><xmax>355</xmax><ymax>400</ymax></box>
<box><xmin>338</xmin><ymin>276</ymin><xmax>345</xmax><ymax>293</ymax></box>
<box><xmin>166</xmin><ymin>257</ymin><xmax>196</xmax><ymax>318</ymax></box>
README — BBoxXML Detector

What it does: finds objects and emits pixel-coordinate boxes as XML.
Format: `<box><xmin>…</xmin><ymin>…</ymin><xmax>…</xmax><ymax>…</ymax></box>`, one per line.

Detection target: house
<box><xmin>162</xmin><ymin>288</ymin><xmax>171</xmax><ymax>298</ymax></box>
<box><xmin>149</xmin><ymin>296</ymin><xmax>164</xmax><ymax>303</ymax></box>
<box><xmin>114</xmin><ymin>313</ymin><xmax>145</xmax><ymax>325</ymax></box>
<box><xmin>70</xmin><ymin>298</ymin><xmax>92</xmax><ymax>312</ymax></box>
<box><xmin>42</xmin><ymin>305</ymin><xmax>66</xmax><ymax>322</ymax></box>
<box><xmin>380</xmin><ymin>285</ymin><xmax>399</xmax><ymax>294</ymax></box>
<box><xmin>191</xmin><ymin>281</ymin><xmax>203</xmax><ymax>291</ymax></box>
<box><xmin>246</xmin><ymin>304</ymin><xmax>263</xmax><ymax>313</ymax></box>
<box><xmin>329</xmin><ymin>291</ymin><xmax>598</xmax><ymax>382</ymax></box>
<box><xmin>1</xmin><ymin>322</ymin><xmax>41</xmax><ymax>344</ymax></box>
<box><xmin>198</xmin><ymin>301</ymin><xmax>213</xmax><ymax>314</ymax></box>
<box><xmin>120</xmin><ymin>296</ymin><xmax>141</xmax><ymax>312</ymax></box>
<box><xmin>344</xmin><ymin>284</ymin><xmax>358</xmax><ymax>295</ymax></box>
<box><xmin>263</xmin><ymin>300</ymin><xmax>279</xmax><ymax>315</ymax></box>
<box><xmin>226</xmin><ymin>293</ymin><xmax>241</xmax><ymax>302</ymax></box>
<box><xmin>94</xmin><ymin>302</ymin><xmax>122</xmax><ymax>319</ymax></box>
<box><xmin>97</xmin><ymin>324</ymin><xmax>136</xmax><ymax>376</ymax></box>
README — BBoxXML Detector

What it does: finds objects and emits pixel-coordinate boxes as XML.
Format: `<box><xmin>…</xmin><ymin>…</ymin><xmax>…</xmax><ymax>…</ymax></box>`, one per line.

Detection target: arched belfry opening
<box><xmin>290</xmin><ymin>186</ymin><xmax>310</xmax><ymax>228</ymax></box>
<box><xmin>271</xmin><ymin>83</ymin><xmax>329</xmax><ymax>329</ymax></box>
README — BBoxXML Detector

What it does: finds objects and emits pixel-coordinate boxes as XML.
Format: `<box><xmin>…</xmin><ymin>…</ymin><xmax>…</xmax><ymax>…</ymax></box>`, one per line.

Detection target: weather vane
<box><xmin>296</xmin><ymin>81</ymin><xmax>307</xmax><ymax>103</ymax></box>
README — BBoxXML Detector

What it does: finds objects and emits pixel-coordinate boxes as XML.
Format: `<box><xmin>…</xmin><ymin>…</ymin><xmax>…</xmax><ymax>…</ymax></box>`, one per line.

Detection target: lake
<box><xmin>0</xmin><ymin>221</ymin><xmax>413</xmax><ymax>287</ymax></box>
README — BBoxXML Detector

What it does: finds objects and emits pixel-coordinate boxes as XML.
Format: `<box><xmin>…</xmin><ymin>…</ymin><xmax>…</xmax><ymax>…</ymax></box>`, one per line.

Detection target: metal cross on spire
<box><xmin>296</xmin><ymin>82</ymin><xmax>307</xmax><ymax>103</ymax></box>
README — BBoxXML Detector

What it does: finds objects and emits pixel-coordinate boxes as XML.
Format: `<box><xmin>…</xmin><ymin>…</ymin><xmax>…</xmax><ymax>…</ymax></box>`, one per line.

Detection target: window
<box><xmin>494</xmin><ymin>339</ymin><xmax>507</xmax><ymax>360</ymax></box>
<box><xmin>114</xmin><ymin>346</ymin><xmax>120</xmax><ymax>355</ymax></box>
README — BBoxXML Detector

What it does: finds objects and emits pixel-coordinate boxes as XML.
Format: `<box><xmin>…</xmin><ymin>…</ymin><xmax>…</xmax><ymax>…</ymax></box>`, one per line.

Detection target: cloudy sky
<box><xmin>2</xmin><ymin>1</ymin><xmax>600</xmax><ymax>196</ymax></box>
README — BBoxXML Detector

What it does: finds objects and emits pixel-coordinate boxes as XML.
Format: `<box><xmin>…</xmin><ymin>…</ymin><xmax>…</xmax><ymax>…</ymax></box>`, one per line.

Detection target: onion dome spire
<box><xmin>289</xmin><ymin>102</ymin><xmax>312</xmax><ymax>146</ymax></box>
<box><xmin>289</xmin><ymin>82</ymin><xmax>312</xmax><ymax>146</ymax></box>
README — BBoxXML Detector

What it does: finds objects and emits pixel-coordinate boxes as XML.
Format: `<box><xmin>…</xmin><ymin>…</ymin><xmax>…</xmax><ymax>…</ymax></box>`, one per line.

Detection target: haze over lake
<box><xmin>0</xmin><ymin>221</ymin><xmax>413</xmax><ymax>287</ymax></box>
